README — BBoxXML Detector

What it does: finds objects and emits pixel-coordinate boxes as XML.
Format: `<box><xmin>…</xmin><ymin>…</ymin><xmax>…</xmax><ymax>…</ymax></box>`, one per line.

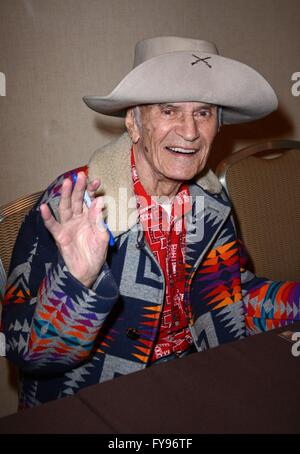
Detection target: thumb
<box><xmin>89</xmin><ymin>197</ymin><xmax>107</xmax><ymax>234</ymax></box>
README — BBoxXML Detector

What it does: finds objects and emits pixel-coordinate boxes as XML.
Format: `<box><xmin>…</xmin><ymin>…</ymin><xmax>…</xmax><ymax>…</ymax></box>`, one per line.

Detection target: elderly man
<box><xmin>2</xmin><ymin>36</ymin><xmax>299</xmax><ymax>409</ymax></box>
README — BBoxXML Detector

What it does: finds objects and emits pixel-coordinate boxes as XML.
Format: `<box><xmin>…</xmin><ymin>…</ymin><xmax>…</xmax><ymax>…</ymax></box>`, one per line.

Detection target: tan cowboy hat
<box><xmin>83</xmin><ymin>36</ymin><xmax>278</xmax><ymax>124</ymax></box>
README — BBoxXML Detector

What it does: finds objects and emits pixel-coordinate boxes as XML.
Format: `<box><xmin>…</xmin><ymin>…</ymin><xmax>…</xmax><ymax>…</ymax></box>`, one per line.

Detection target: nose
<box><xmin>175</xmin><ymin>113</ymin><xmax>200</xmax><ymax>142</ymax></box>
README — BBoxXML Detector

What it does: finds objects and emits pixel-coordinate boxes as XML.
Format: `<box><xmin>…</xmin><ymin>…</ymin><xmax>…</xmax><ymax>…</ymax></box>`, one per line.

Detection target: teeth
<box><xmin>168</xmin><ymin>147</ymin><xmax>196</xmax><ymax>154</ymax></box>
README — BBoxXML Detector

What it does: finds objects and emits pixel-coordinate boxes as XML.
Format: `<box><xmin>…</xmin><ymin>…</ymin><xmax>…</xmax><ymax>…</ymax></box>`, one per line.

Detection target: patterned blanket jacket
<box><xmin>1</xmin><ymin>133</ymin><xmax>300</xmax><ymax>408</ymax></box>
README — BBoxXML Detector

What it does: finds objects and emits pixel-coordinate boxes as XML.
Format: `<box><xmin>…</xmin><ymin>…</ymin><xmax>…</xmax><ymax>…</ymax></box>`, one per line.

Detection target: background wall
<box><xmin>0</xmin><ymin>0</ymin><xmax>299</xmax><ymax>204</ymax></box>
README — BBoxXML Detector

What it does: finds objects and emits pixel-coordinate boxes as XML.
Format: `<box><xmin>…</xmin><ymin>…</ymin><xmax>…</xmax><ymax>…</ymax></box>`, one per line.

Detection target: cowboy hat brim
<box><xmin>83</xmin><ymin>51</ymin><xmax>278</xmax><ymax>124</ymax></box>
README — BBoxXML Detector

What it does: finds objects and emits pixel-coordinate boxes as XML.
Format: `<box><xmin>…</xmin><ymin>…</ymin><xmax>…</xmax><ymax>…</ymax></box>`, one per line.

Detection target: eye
<box><xmin>195</xmin><ymin>109</ymin><xmax>211</xmax><ymax>118</ymax></box>
<box><xmin>162</xmin><ymin>108</ymin><xmax>174</xmax><ymax>116</ymax></box>
<box><xmin>159</xmin><ymin>105</ymin><xmax>177</xmax><ymax>117</ymax></box>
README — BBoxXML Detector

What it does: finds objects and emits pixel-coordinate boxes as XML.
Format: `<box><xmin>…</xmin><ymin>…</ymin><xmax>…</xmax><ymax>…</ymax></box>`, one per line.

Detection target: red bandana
<box><xmin>131</xmin><ymin>148</ymin><xmax>193</xmax><ymax>362</ymax></box>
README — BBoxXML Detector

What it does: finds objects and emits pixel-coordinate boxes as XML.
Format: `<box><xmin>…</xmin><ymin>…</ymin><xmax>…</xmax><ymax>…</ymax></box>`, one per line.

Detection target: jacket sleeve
<box><xmin>1</xmin><ymin>174</ymin><xmax>119</xmax><ymax>376</ymax></box>
<box><xmin>239</xmin><ymin>241</ymin><xmax>300</xmax><ymax>335</ymax></box>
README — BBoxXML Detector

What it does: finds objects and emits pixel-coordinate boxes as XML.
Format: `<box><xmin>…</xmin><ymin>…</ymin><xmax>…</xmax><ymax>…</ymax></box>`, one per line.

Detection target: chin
<box><xmin>166</xmin><ymin>172</ymin><xmax>196</xmax><ymax>182</ymax></box>
<box><xmin>169</xmin><ymin>165</ymin><xmax>202</xmax><ymax>181</ymax></box>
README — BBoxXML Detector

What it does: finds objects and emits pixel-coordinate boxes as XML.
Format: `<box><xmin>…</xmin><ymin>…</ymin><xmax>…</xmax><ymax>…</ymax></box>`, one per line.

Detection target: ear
<box><xmin>125</xmin><ymin>108</ymin><xmax>140</xmax><ymax>144</ymax></box>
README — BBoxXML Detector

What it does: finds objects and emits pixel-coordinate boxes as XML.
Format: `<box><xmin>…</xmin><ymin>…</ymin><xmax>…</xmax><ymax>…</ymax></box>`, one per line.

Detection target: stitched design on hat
<box><xmin>191</xmin><ymin>54</ymin><xmax>212</xmax><ymax>68</ymax></box>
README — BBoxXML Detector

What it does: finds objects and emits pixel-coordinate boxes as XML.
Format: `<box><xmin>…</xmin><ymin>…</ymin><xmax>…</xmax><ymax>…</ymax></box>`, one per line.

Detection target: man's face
<box><xmin>130</xmin><ymin>102</ymin><xmax>218</xmax><ymax>185</ymax></box>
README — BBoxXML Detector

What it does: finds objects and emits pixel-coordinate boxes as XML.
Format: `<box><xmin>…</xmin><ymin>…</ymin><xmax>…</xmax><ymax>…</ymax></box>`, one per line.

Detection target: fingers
<box><xmin>71</xmin><ymin>172</ymin><xmax>86</xmax><ymax>215</ymax></box>
<box><xmin>59</xmin><ymin>171</ymin><xmax>102</xmax><ymax>223</ymax></box>
<box><xmin>59</xmin><ymin>178</ymin><xmax>73</xmax><ymax>223</ymax></box>
<box><xmin>87</xmin><ymin>178</ymin><xmax>101</xmax><ymax>201</ymax></box>
<box><xmin>40</xmin><ymin>203</ymin><xmax>61</xmax><ymax>238</ymax></box>
<box><xmin>86</xmin><ymin>179</ymin><xmax>101</xmax><ymax>212</ymax></box>
<box><xmin>59</xmin><ymin>172</ymin><xmax>92</xmax><ymax>222</ymax></box>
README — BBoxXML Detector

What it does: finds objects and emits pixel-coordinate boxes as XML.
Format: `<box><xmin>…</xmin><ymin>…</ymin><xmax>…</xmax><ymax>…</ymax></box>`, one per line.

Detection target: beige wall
<box><xmin>0</xmin><ymin>0</ymin><xmax>299</xmax><ymax>204</ymax></box>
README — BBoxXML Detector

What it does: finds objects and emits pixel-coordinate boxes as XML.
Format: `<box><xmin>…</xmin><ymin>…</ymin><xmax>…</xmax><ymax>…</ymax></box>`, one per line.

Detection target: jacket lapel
<box><xmin>185</xmin><ymin>183</ymin><xmax>232</xmax><ymax>272</ymax></box>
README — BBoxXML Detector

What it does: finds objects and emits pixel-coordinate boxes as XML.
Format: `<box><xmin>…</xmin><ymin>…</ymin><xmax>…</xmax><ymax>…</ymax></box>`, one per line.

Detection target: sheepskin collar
<box><xmin>88</xmin><ymin>132</ymin><xmax>222</xmax><ymax>236</ymax></box>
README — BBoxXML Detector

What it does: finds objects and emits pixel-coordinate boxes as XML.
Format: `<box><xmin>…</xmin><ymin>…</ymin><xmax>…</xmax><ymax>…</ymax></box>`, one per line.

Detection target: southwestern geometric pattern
<box><xmin>1</xmin><ymin>165</ymin><xmax>300</xmax><ymax>409</ymax></box>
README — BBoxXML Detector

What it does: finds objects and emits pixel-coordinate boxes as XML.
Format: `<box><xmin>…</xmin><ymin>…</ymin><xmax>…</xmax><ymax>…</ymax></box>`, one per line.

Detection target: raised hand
<box><xmin>40</xmin><ymin>172</ymin><xmax>109</xmax><ymax>288</ymax></box>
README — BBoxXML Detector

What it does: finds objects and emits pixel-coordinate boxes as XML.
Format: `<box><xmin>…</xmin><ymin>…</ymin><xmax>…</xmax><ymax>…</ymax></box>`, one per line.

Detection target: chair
<box><xmin>216</xmin><ymin>139</ymin><xmax>300</xmax><ymax>282</ymax></box>
<box><xmin>0</xmin><ymin>190</ymin><xmax>44</xmax><ymax>275</ymax></box>
<box><xmin>0</xmin><ymin>190</ymin><xmax>43</xmax><ymax>417</ymax></box>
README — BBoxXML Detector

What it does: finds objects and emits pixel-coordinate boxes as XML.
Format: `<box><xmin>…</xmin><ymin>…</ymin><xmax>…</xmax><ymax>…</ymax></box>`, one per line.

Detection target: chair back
<box><xmin>216</xmin><ymin>140</ymin><xmax>300</xmax><ymax>281</ymax></box>
<box><xmin>0</xmin><ymin>191</ymin><xmax>43</xmax><ymax>275</ymax></box>
<box><xmin>0</xmin><ymin>190</ymin><xmax>43</xmax><ymax>416</ymax></box>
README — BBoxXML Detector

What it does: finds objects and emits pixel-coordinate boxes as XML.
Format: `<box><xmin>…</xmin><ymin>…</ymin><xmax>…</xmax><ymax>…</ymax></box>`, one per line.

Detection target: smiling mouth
<box><xmin>166</xmin><ymin>146</ymin><xmax>197</xmax><ymax>155</ymax></box>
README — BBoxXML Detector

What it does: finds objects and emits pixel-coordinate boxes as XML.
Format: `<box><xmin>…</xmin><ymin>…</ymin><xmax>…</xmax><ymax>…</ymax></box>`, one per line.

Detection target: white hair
<box><xmin>217</xmin><ymin>107</ymin><xmax>223</xmax><ymax>130</ymax></box>
<box><xmin>133</xmin><ymin>106</ymin><xmax>142</xmax><ymax>129</ymax></box>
